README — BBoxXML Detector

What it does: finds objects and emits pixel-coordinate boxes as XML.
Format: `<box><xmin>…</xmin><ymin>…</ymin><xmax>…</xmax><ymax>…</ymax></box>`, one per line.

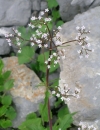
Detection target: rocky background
<box><xmin>0</xmin><ymin>0</ymin><xmax>100</xmax><ymax>129</ymax></box>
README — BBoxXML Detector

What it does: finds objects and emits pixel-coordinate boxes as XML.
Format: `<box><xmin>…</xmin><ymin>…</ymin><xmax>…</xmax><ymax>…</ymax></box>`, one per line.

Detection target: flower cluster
<box><xmin>52</xmin><ymin>79</ymin><xmax>80</xmax><ymax>104</ymax></box>
<box><xmin>76</xmin><ymin>26</ymin><xmax>94</xmax><ymax>59</ymax></box>
<box><xmin>78</xmin><ymin>121</ymin><xmax>98</xmax><ymax>130</ymax></box>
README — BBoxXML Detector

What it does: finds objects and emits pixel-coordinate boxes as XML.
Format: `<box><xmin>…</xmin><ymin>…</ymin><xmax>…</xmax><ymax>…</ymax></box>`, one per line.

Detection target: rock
<box><xmin>57</xmin><ymin>0</ymin><xmax>100</xmax><ymax>21</ymax></box>
<box><xmin>31</xmin><ymin>0</ymin><xmax>41</xmax><ymax>11</ymax></box>
<box><xmin>58</xmin><ymin>6</ymin><xmax>100</xmax><ymax>128</ymax></box>
<box><xmin>0</xmin><ymin>39</ymin><xmax>11</xmax><ymax>55</ymax></box>
<box><xmin>0</xmin><ymin>0</ymin><xmax>31</xmax><ymax>26</ymax></box>
<box><xmin>0</xmin><ymin>27</ymin><xmax>15</xmax><ymax>37</ymax></box>
<box><xmin>2</xmin><ymin>56</ymin><xmax>54</xmax><ymax>128</ymax></box>
<box><xmin>41</xmin><ymin>1</ymin><xmax>48</xmax><ymax>10</ymax></box>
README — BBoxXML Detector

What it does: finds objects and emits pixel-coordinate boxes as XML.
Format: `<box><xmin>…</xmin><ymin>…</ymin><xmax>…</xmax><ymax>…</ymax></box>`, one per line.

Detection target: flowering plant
<box><xmin>2</xmin><ymin>8</ymin><xmax>95</xmax><ymax>130</ymax></box>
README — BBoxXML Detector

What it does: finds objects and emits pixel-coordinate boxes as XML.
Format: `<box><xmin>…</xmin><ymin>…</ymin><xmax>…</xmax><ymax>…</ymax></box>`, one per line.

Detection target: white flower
<box><xmin>38</xmin><ymin>16</ymin><xmax>42</xmax><ymax>20</ymax></box>
<box><xmin>15</xmin><ymin>29</ymin><xmax>18</xmax><ymax>33</ymax></box>
<box><xmin>38</xmin><ymin>44</ymin><xmax>42</xmax><ymax>48</ymax></box>
<box><xmin>31</xmin><ymin>16</ymin><xmax>36</xmax><ymax>21</ymax></box>
<box><xmin>37</xmin><ymin>40</ymin><xmax>42</xmax><ymax>43</ymax></box>
<box><xmin>18</xmin><ymin>32</ymin><xmax>21</xmax><ymax>36</ymax></box>
<box><xmin>56</xmin><ymin>93</ymin><xmax>60</xmax><ymax>97</ymax></box>
<box><xmin>8</xmin><ymin>43</ymin><xmax>12</xmax><ymax>46</ymax></box>
<box><xmin>54</xmin><ymin>60</ymin><xmax>58</xmax><ymax>64</ymax></box>
<box><xmin>7</xmin><ymin>39</ymin><xmax>11</xmax><ymax>43</ymax></box>
<box><xmin>50</xmin><ymin>55</ymin><xmax>53</xmax><ymax>59</ymax></box>
<box><xmin>85</xmin><ymin>36</ymin><xmax>89</xmax><ymax>41</ymax></box>
<box><xmin>18</xmin><ymin>50</ymin><xmax>21</xmax><ymax>53</ymax></box>
<box><xmin>30</xmin><ymin>37</ymin><xmax>33</xmax><ymax>41</ymax></box>
<box><xmin>45</xmin><ymin>8</ymin><xmax>49</xmax><ymax>12</ymax></box>
<box><xmin>31</xmin><ymin>25</ymin><xmax>35</xmax><ymax>29</ymax></box>
<box><xmin>52</xmin><ymin>91</ymin><xmax>56</xmax><ymax>95</ymax></box>
<box><xmin>58</xmin><ymin>26</ymin><xmax>62</xmax><ymax>30</ymax></box>
<box><xmin>76</xmin><ymin>26</ymin><xmax>80</xmax><ymax>30</ymax></box>
<box><xmin>44</xmin><ymin>44</ymin><xmax>48</xmax><ymax>48</ymax></box>
<box><xmin>55</xmin><ymin>40</ymin><xmax>62</xmax><ymax>46</ymax></box>
<box><xmin>77</xmin><ymin>33</ymin><xmax>81</xmax><ymax>36</ymax></box>
<box><xmin>38</xmin><ymin>25</ymin><xmax>42</xmax><ymax>28</ymax></box>
<box><xmin>48</xmin><ymin>58</ymin><xmax>51</xmax><ymax>61</ymax></box>
<box><xmin>45</xmin><ymin>61</ymin><xmax>48</xmax><ymax>64</ymax></box>
<box><xmin>47</xmin><ymin>65</ymin><xmax>50</xmax><ymax>69</ymax></box>
<box><xmin>28</xmin><ymin>23</ymin><xmax>32</xmax><ymax>27</ymax></box>
<box><xmin>81</xmin><ymin>26</ymin><xmax>85</xmax><ymax>30</ymax></box>
<box><xmin>87</xmin><ymin>43</ymin><xmax>91</xmax><ymax>47</ymax></box>
<box><xmin>77</xmin><ymin>50</ymin><xmax>81</xmax><ymax>54</ymax></box>
<box><xmin>16</xmin><ymin>37</ymin><xmax>19</xmax><ymax>41</ymax></box>
<box><xmin>17</xmin><ymin>42</ymin><xmax>21</xmax><ymax>46</ymax></box>
<box><xmin>40</xmin><ymin>11</ymin><xmax>44</xmax><ymax>15</ymax></box>
<box><xmin>78</xmin><ymin>42</ymin><xmax>82</xmax><ymax>45</ymax></box>
<box><xmin>31</xmin><ymin>42</ymin><xmax>34</xmax><ymax>46</ymax></box>
<box><xmin>53</xmin><ymin>53</ymin><xmax>57</xmax><ymax>56</ymax></box>
<box><xmin>85</xmin><ymin>54</ymin><xmax>89</xmax><ymax>58</ymax></box>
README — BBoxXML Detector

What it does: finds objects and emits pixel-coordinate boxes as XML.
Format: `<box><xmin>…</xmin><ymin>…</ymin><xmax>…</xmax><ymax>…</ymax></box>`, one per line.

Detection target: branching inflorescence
<box><xmin>0</xmin><ymin>8</ymin><xmax>95</xmax><ymax>130</ymax></box>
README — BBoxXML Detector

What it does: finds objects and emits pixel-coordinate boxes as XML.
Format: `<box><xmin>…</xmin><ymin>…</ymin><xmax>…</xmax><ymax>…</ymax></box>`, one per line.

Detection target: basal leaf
<box><xmin>5</xmin><ymin>106</ymin><xmax>16</xmax><ymax>120</ymax></box>
<box><xmin>4</xmin><ymin>79</ymin><xmax>14</xmax><ymax>90</ymax></box>
<box><xmin>0</xmin><ymin>119</ymin><xmax>12</xmax><ymax>128</ymax></box>
<box><xmin>47</xmin><ymin>0</ymin><xmax>58</xmax><ymax>9</ymax></box>
<box><xmin>1</xmin><ymin>95</ymin><xmax>12</xmax><ymax>106</ymax></box>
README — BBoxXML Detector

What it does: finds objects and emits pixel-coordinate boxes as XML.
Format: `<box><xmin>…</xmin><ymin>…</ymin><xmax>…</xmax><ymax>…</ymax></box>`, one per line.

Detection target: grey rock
<box><xmin>3</xmin><ymin>56</ymin><xmax>55</xmax><ymax>128</ymax></box>
<box><xmin>41</xmin><ymin>1</ymin><xmax>48</xmax><ymax>10</ymax></box>
<box><xmin>0</xmin><ymin>0</ymin><xmax>31</xmax><ymax>26</ymax></box>
<box><xmin>57</xmin><ymin>0</ymin><xmax>100</xmax><ymax>21</ymax></box>
<box><xmin>0</xmin><ymin>27</ymin><xmax>15</xmax><ymax>37</ymax></box>
<box><xmin>58</xmin><ymin>6</ymin><xmax>100</xmax><ymax>129</ymax></box>
<box><xmin>0</xmin><ymin>39</ymin><xmax>11</xmax><ymax>55</ymax></box>
<box><xmin>31</xmin><ymin>0</ymin><xmax>41</xmax><ymax>10</ymax></box>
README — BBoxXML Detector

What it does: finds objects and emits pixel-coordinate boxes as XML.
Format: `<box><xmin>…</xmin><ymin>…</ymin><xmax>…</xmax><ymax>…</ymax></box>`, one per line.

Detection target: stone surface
<box><xmin>2</xmin><ymin>56</ymin><xmax>54</xmax><ymax>128</ymax></box>
<box><xmin>58</xmin><ymin>6</ymin><xmax>100</xmax><ymax>128</ymax></box>
<box><xmin>41</xmin><ymin>1</ymin><xmax>48</xmax><ymax>10</ymax></box>
<box><xmin>0</xmin><ymin>39</ymin><xmax>11</xmax><ymax>55</ymax></box>
<box><xmin>0</xmin><ymin>27</ymin><xmax>15</xmax><ymax>37</ymax></box>
<box><xmin>57</xmin><ymin>0</ymin><xmax>100</xmax><ymax>21</ymax></box>
<box><xmin>31</xmin><ymin>0</ymin><xmax>41</xmax><ymax>10</ymax></box>
<box><xmin>0</xmin><ymin>0</ymin><xmax>31</xmax><ymax>26</ymax></box>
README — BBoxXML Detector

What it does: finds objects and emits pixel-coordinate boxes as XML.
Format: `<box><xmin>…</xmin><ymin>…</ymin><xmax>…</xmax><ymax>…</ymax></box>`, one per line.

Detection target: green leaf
<box><xmin>0</xmin><ymin>59</ymin><xmax>4</xmax><ymax>73</ymax></box>
<box><xmin>1</xmin><ymin>95</ymin><xmax>12</xmax><ymax>106</ymax></box>
<box><xmin>2</xmin><ymin>71</ymin><xmax>11</xmax><ymax>80</ymax></box>
<box><xmin>0</xmin><ymin>119</ymin><xmax>12</xmax><ymax>128</ymax></box>
<box><xmin>56</xmin><ymin>20</ymin><xmax>64</xmax><ymax>27</ymax></box>
<box><xmin>19</xmin><ymin>118</ymin><xmax>44</xmax><ymax>130</ymax></box>
<box><xmin>58</xmin><ymin>106</ymin><xmax>70</xmax><ymax>118</ymax></box>
<box><xmin>59</xmin><ymin>114</ymin><xmax>73</xmax><ymax>130</ymax></box>
<box><xmin>18</xmin><ymin>46</ymin><xmax>35</xmax><ymax>64</ymax></box>
<box><xmin>4</xmin><ymin>79</ymin><xmax>14</xmax><ymax>90</ymax></box>
<box><xmin>54</xmin><ymin>98</ymin><xmax>62</xmax><ymax>108</ymax></box>
<box><xmin>38</xmin><ymin>51</ymin><xmax>59</xmax><ymax>73</ymax></box>
<box><xmin>0</xmin><ymin>85</ymin><xmax>4</xmax><ymax>92</ymax></box>
<box><xmin>26</xmin><ymin>113</ymin><xmax>37</xmax><ymax>120</ymax></box>
<box><xmin>39</xmin><ymin>103</ymin><xmax>49</xmax><ymax>122</ymax></box>
<box><xmin>5</xmin><ymin>106</ymin><xmax>16</xmax><ymax>120</ymax></box>
<box><xmin>0</xmin><ymin>106</ymin><xmax>7</xmax><ymax>117</ymax></box>
<box><xmin>46</xmin><ymin>0</ymin><xmax>58</xmax><ymax>9</ymax></box>
<box><xmin>52</xmin><ymin>10</ymin><xmax>60</xmax><ymax>21</ymax></box>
